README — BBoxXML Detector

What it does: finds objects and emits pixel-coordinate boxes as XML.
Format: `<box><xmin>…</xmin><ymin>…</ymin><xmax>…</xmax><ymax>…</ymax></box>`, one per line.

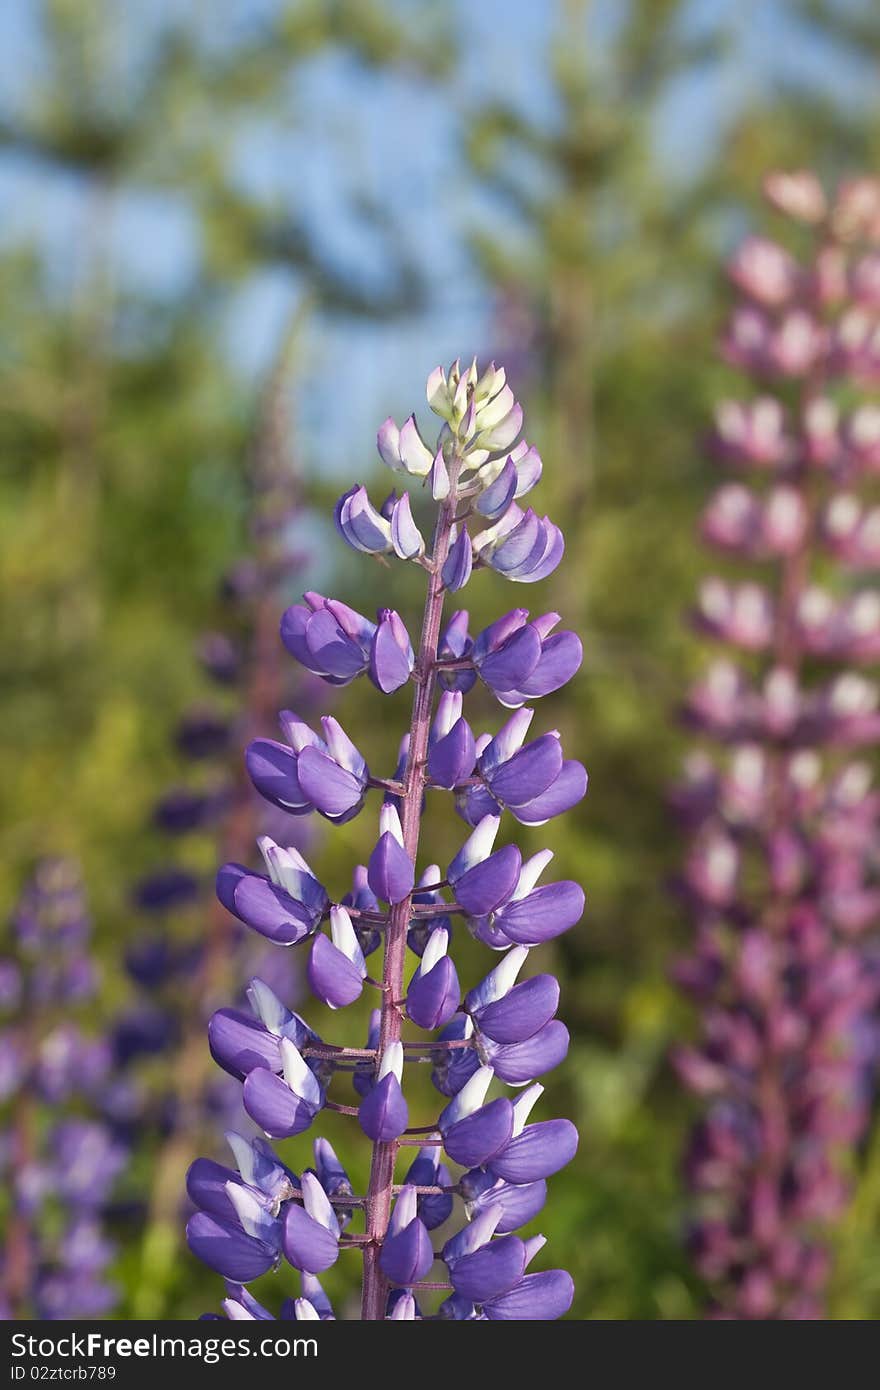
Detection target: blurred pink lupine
<box><xmin>674</xmin><ymin>173</ymin><xmax>880</xmax><ymax>1320</ymax></box>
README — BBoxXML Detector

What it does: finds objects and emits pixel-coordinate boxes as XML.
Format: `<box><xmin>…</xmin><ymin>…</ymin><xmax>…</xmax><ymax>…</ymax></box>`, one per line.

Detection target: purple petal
<box><xmin>490</xmin><ymin>510</ymin><xmax>540</xmax><ymax>573</ymax></box>
<box><xmin>449</xmin><ymin>817</ymin><xmax>507</xmax><ymax>884</ymax></box>
<box><xmin>245</xmin><ymin>740</ymin><xmax>308</xmax><ymax>812</ymax></box>
<box><xmin>186</xmin><ymin>1212</ymin><xmax>276</xmax><ymax>1282</ymax></box>
<box><xmin>324</xmin><ymin>597</ymin><xmax>376</xmax><ymax>649</ymax></box>
<box><xmin>208</xmin><ymin>1010</ymin><xmax>281</xmax><ymax>1081</ymax></box>
<box><xmin>407</xmin><ymin>957</ymin><xmax>461</xmax><ymax>1031</ymax></box>
<box><xmin>428</xmin><ymin>718</ymin><xmax>476</xmax><ymax>788</ymax></box>
<box><xmin>443</xmin><ymin>1097</ymin><xmax>514</xmax><ymax>1167</ymax></box>
<box><xmin>442</xmin><ymin>528</ymin><xmax>473</xmax><ymax>593</ymax></box>
<box><xmin>517</xmin><ymin>632</ymin><xmax>582</xmax><ymax>698</ymax></box>
<box><xmin>489</xmin><ymin>1119</ymin><xmax>579</xmax><ymax>1183</ymax></box>
<box><xmin>485</xmin><ymin>1021</ymin><xmax>570</xmax><ymax>1084</ymax></box>
<box><xmin>358</xmin><ymin>1072</ymin><xmax>409</xmax><ymax>1142</ymax></box>
<box><xmin>242</xmin><ymin>1069</ymin><xmax>319</xmax><ymax>1139</ymax></box>
<box><xmin>511</xmin><ymin>761</ymin><xmax>588</xmax><ymax>824</ymax></box>
<box><xmin>478</xmin><ymin>708</ymin><xmax>534</xmax><ymax>773</ymax></box>
<box><xmin>398</xmin><ymin>414</ymin><xmax>434</xmax><ymax>473</ymax></box>
<box><xmin>477</xmin><ymin>458</ymin><xmax>517</xmax><ymax>520</ymax></box>
<box><xmin>440</xmin><ymin>609</ymin><xmax>474</xmax><ymax>660</ymax></box>
<box><xmin>338</xmin><ymin>485</ymin><xmax>392</xmax><ymax>553</ymax></box>
<box><xmin>390</xmin><ymin>493</ymin><xmax>424</xmax><ymax>559</ymax></box>
<box><xmin>379</xmin><ymin>1219</ymin><xmax>434</xmax><ymax>1286</ymax></box>
<box><xmin>511</xmin><ymin>444</ymin><xmax>542</xmax><ymax>496</ymax></box>
<box><xmin>216</xmin><ymin>860</ymin><xmax>248</xmax><ymax>915</ymax></box>
<box><xmin>474</xmin><ymin>975</ymin><xmax>560</xmax><ymax>1044</ymax></box>
<box><xmin>307</xmin><ymin>935</ymin><xmax>365</xmax><ymax>1009</ymax></box>
<box><xmin>472</xmin><ymin>609</ymin><xmax>527</xmax><ymax>662</ymax></box>
<box><xmin>333</xmin><ymin>485</ymin><xmax>357</xmax><ymax>543</ymax></box>
<box><xmin>477</xmin><ymin>626</ymin><xmax>542</xmax><ymax>692</ymax></box>
<box><xmin>282</xmin><ymin>1204</ymin><xmax>339</xmax><ymax>1274</ymax></box>
<box><xmin>448</xmin><ymin>1236</ymin><xmax>526</xmax><ymax>1302</ymax></box>
<box><xmin>464</xmin><ymin>1174</ymin><xmax>548</xmax><ymax>1233</ymax></box>
<box><xmin>186</xmin><ymin>1159</ymin><xmax>241</xmax><ymax>1224</ymax></box>
<box><xmin>513</xmin><ymin>517</ymin><xmax>557</xmax><ymax>578</ymax></box>
<box><xmin>494</xmin><ymin>881</ymin><xmax>585</xmax><ymax>945</ymax></box>
<box><xmin>304</xmin><ymin>608</ymin><xmax>367</xmax><ymax>682</ymax></box>
<box><xmin>297</xmin><ymin>745</ymin><xmax>365</xmax><ymax>819</ymax></box>
<box><xmin>279</xmin><ymin>604</ymin><xmax>313</xmax><ymax>668</ymax></box>
<box><xmin>369</xmin><ymin>612</ymin><xmax>412</xmax><ymax>694</ymax></box>
<box><xmin>513</xmin><ymin>522</ymin><xmax>564</xmax><ymax>584</ymax></box>
<box><xmin>368</xmin><ymin>832</ymin><xmax>415</xmax><ymax>905</ymax></box>
<box><xmin>483</xmin><ymin>1270</ymin><xmax>574</xmax><ymax>1320</ymax></box>
<box><xmin>485</xmin><ymin>735</ymin><xmax>563</xmax><ymax>806</ymax></box>
<box><xmin>452</xmin><ymin>845</ymin><xmax>521</xmax><ymax>916</ymax></box>
<box><xmin>377</xmin><ymin>416</ymin><xmax>401</xmax><ymax>468</ymax></box>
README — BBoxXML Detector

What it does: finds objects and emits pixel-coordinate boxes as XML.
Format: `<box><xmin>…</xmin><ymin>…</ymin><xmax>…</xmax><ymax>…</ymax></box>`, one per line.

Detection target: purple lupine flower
<box><xmin>451</xmin><ymin>707</ymin><xmax>588</xmax><ymax>826</ymax></box>
<box><xmin>280</xmin><ymin>593</ymin><xmax>414</xmax><ymax>695</ymax></box>
<box><xmin>0</xmin><ymin>862</ymin><xmax>124</xmax><ymax>1318</ymax></box>
<box><xmin>406</xmin><ymin>928</ymin><xmax>460</xmax><ymax>1030</ymax></box>
<box><xmin>282</xmin><ymin>1171</ymin><xmax>341</xmax><ymax>1274</ymax></box>
<box><xmin>217</xmin><ymin>838</ymin><xmax>329</xmax><ymax>947</ymax></box>
<box><xmin>379</xmin><ymin>1186</ymin><xmax>434</xmax><ymax>1285</ymax></box>
<box><xmin>367</xmin><ymin>806</ymin><xmax>416</xmax><ymax>905</ymax></box>
<box><xmin>427</xmin><ymin>691</ymin><xmax>477</xmax><ymax>788</ymax></box>
<box><xmin>438</xmin><ymin>1066</ymin><xmax>514</xmax><ymax>1167</ymax></box>
<box><xmin>185</xmin><ymin>1131</ymin><xmax>298</xmax><ymax>1281</ymax></box>
<box><xmin>676</xmin><ymin>175</ymin><xmax>880</xmax><ymax>1320</ymax></box>
<box><xmin>358</xmin><ymin>1041</ymin><xmax>409</xmax><ymax>1142</ymax></box>
<box><xmin>307</xmin><ymin>907</ymin><xmax>367</xmax><ymax>1008</ymax></box>
<box><xmin>465</xmin><ymin>610</ymin><xmax>583</xmax><ymax>707</ymax></box>
<box><xmin>242</xmin><ymin>1036</ymin><xmax>326</xmax><ymax>1138</ymax></box>
<box><xmin>188</xmin><ymin>360</ymin><xmax>583</xmax><ymax>1320</ymax></box>
<box><xmin>208</xmin><ymin>977</ymin><xmax>316</xmax><ymax>1081</ymax></box>
<box><xmin>246</xmin><ymin>711</ymin><xmax>369</xmax><ymax>821</ymax></box>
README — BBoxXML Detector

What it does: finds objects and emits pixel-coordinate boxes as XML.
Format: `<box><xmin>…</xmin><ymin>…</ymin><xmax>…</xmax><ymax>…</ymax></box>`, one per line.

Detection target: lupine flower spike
<box><xmin>189</xmin><ymin>359</ymin><xmax>585</xmax><ymax>1320</ymax></box>
<box><xmin>676</xmin><ymin>174</ymin><xmax>880</xmax><ymax>1320</ymax></box>
<box><xmin>0</xmin><ymin>862</ymin><xmax>125</xmax><ymax>1318</ymax></box>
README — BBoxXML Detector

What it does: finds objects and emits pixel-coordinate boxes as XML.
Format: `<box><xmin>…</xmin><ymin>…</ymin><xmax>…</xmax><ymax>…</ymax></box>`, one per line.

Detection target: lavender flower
<box><xmin>190</xmin><ymin>359</ymin><xmax>583</xmax><ymax>1320</ymax></box>
<box><xmin>0</xmin><ymin>861</ymin><xmax>124</xmax><ymax>1318</ymax></box>
<box><xmin>675</xmin><ymin>175</ymin><xmax>880</xmax><ymax>1320</ymax></box>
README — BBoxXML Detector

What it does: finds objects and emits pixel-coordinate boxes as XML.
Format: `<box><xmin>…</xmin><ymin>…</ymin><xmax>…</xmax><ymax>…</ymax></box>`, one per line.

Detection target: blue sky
<box><xmin>0</xmin><ymin>0</ymin><xmax>875</xmax><ymax>473</ymax></box>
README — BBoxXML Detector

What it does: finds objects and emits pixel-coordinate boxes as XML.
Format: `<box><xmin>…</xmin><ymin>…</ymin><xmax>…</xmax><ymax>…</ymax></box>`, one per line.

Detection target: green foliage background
<box><xmin>2</xmin><ymin>0</ymin><xmax>879</xmax><ymax>1320</ymax></box>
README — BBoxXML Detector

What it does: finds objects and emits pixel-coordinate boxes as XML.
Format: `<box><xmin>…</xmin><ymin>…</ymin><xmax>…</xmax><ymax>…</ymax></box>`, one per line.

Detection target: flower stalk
<box><xmin>187</xmin><ymin>359</ymin><xmax>585</xmax><ymax>1321</ymax></box>
<box><xmin>675</xmin><ymin>173</ymin><xmax>880</xmax><ymax>1319</ymax></box>
<box><xmin>361</xmin><ymin>446</ymin><xmax>465</xmax><ymax>1319</ymax></box>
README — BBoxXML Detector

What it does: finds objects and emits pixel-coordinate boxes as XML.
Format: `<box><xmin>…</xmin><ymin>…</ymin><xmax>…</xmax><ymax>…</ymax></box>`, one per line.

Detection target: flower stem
<box><xmin>360</xmin><ymin>451</ymin><xmax>462</xmax><ymax>1320</ymax></box>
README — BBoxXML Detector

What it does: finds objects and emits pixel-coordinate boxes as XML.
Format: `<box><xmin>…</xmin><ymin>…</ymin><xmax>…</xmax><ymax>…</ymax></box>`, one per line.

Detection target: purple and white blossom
<box><xmin>190</xmin><ymin>360</ymin><xmax>583</xmax><ymax>1320</ymax></box>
